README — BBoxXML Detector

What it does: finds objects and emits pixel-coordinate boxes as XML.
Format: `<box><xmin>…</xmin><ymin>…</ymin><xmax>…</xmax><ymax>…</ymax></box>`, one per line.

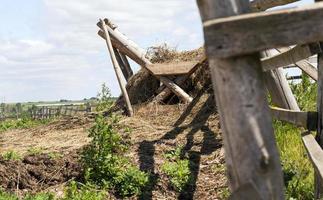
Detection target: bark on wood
<box><xmin>202</xmin><ymin>2</ymin><xmax>323</xmax><ymax>58</ymax></box>
<box><xmin>262</xmin><ymin>50</ymin><xmax>300</xmax><ymax>111</ymax></box>
<box><xmin>277</xmin><ymin>47</ymin><xmax>318</xmax><ymax>81</ymax></box>
<box><xmin>262</xmin><ymin>44</ymin><xmax>321</xmax><ymax>71</ymax></box>
<box><xmin>197</xmin><ymin>0</ymin><xmax>285</xmax><ymax>199</ymax></box>
<box><xmin>250</xmin><ymin>0</ymin><xmax>299</xmax><ymax>11</ymax></box>
<box><xmin>100</xmin><ymin>19</ymin><xmax>134</xmax><ymax>117</ymax></box>
<box><xmin>97</xmin><ymin>20</ymin><xmax>193</xmax><ymax>103</ymax></box>
<box><xmin>270</xmin><ymin>107</ymin><xmax>317</xmax><ymax>130</ymax></box>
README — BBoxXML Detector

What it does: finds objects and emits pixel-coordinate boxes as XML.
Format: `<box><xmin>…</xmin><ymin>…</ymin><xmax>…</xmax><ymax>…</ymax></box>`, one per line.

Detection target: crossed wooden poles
<box><xmin>97</xmin><ymin>19</ymin><xmax>206</xmax><ymax>116</ymax></box>
<box><xmin>198</xmin><ymin>0</ymin><xmax>323</xmax><ymax>199</ymax></box>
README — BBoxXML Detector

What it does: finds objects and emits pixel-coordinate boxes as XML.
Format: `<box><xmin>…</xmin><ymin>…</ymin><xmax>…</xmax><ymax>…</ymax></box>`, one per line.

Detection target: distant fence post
<box><xmin>197</xmin><ymin>0</ymin><xmax>284</xmax><ymax>199</ymax></box>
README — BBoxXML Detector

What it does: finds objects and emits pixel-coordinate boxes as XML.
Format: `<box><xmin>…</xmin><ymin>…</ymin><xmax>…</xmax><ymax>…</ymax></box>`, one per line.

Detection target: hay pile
<box><xmin>116</xmin><ymin>45</ymin><xmax>210</xmax><ymax>108</ymax></box>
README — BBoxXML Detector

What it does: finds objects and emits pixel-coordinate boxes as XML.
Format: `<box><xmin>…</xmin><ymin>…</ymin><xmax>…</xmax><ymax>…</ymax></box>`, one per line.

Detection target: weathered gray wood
<box><xmin>277</xmin><ymin>47</ymin><xmax>318</xmax><ymax>81</ymax></box>
<box><xmin>229</xmin><ymin>182</ymin><xmax>262</xmax><ymax>200</ymax></box>
<box><xmin>197</xmin><ymin>0</ymin><xmax>285</xmax><ymax>199</ymax></box>
<box><xmin>100</xmin><ymin>19</ymin><xmax>134</xmax><ymax>117</ymax></box>
<box><xmin>148</xmin><ymin>61</ymin><xmax>198</xmax><ymax>75</ymax></box>
<box><xmin>97</xmin><ymin>20</ymin><xmax>193</xmax><ymax>103</ymax></box>
<box><xmin>262</xmin><ymin>44</ymin><xmax>321</xmax><ymax>71</ymax></box>
<box><xmin>250</xmin><ymin>0</ymin><xmax>299</xmax><ymax>11</ymax></box>
<box><xmin>203</xmin><ymin>2</ymin><xmax>323</xmax><ymax>58</ymax></box>
<box><xmin>270</xmin><ymin>107</ymin><xmax>317</xmax><ymax>130</ymax></box>
<box><xmin>119</xmin><ymin>53</ymin><xmax>133</xmax><ymax>78</ymax></box>
<box><xmin>154</xmin><ymin>56</ymin><xmax>207</xmax><ymax>102</ymax></box>
<box><xmin>302</xmin><ymin>133</ymin><xmax>323</xmax><ymax>199</ymax></box>
<box><xmin>113</xmin><ymin>47</ymin><xmax>131</xmax><ymax>81</ymax></box>
<box><xmin>262</xmin><ymin>50</ymin><xmax>300</xmax><ymax>111</ymax></box>
<box><xmin>317</xmin><ymin>42</ymin><xmax>323</xmax><ymax>198</ymax></box>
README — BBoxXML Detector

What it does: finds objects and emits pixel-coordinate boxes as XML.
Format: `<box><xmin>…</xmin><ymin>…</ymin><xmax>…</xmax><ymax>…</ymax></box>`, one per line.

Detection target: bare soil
<box><xmin>0</xmin><ymin>90</ymin><xmax>227</xmax><ymax>199</ymax></box>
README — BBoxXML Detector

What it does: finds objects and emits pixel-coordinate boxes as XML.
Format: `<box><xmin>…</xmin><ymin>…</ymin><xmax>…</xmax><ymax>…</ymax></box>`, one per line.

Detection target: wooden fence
<box><xmin>98</xmin><ymin>0</ymin><xmax>323</xmax><ymax>198</ymax></box>
<box><xmin>197</xmin><ymin>0</ymin><xmax>323</xmax><ymax>199</ymax></box>
<box><xmin>31</xmin><ymin>104</ymin><xmax>92</xmax><ymax>119</ymax></box>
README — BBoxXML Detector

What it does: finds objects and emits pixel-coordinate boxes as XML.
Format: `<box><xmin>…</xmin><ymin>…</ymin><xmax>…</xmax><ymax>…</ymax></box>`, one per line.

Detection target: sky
<box><xmin>0</xmin><ymin>0</ymin><xmax>314</xmax><ymax>103</ymax></box>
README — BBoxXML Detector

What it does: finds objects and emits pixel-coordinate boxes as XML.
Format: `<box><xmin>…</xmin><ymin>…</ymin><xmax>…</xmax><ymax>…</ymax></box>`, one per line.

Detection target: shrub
<box><xmin>81</xmin><ymin>115</ymin><xmax>148</xmax><ymax>197</ymax></box>
<box><xmin>95</xmin><ymin>83</ymin><xmax>114</xmax><ymax>112</ymax></box>
<box><xmin>2</xmin><ymin>150</ymin><xmax>21</xmax><ymax>161</ymax></box>
<box><xmin>161</xmin><ymin>146</ymin><xmax>192</xmax><ymax>192</ymax></box>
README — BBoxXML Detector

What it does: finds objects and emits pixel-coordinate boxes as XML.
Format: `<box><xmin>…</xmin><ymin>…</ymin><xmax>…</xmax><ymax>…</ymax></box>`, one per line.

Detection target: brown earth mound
<box><xmin>0</xmin><ymin>153</ymin><xmax>81</xmax><ymax>193</ymax></box>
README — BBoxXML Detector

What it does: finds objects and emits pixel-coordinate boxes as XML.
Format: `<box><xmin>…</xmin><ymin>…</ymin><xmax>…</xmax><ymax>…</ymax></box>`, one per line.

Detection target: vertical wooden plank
<box><xmin>316</xmin><ymin>42</ymin><xmax>323</xmax><ymax>199</ymax></box>
<box><xmin>197</xmin><ymin>0</ymin><xmax>284</xmax><ymax>199</ymax></box>
<box><xmin>100</xmin><ymin>19</ymin><xmax>134</xmax><ymax>117</ymax></box>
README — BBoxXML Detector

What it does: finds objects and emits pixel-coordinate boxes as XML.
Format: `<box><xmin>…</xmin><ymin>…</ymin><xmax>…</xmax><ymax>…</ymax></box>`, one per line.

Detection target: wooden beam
<box><xmin>262</xmin><ymin>43</ymin><xmax>322</xmax><ymax>71</ymax></box>
<box><xmin>203</xmin><ymin>2</ymin><xmax>323</xmax><ymax>58</ymax></box>
<box><xmin>119</xmin><ymin>53</ymin><xmax>133</xmax><ymax>78</ymax></box>
<box><xmin>270</xmin><ymin>107</ymin><xmax>317</xmax><ymax>130</ymax></box>
<box><xmin>148</xmin><ymin>61</ymin><xmax>198</xmax><ymax>76</ymax></box>
<box><xmin>250</xmin><ymin>0</ymin><xmax>299</xmax><ymax>11</ymax></box>
<box><xmin>197</xmin><ymin>0</ymin><xmax>285</xmax><ymax>199</ymax></box>
<box><xmin>317</xmin><ymin>40</ymin><xmax>323</xmax><ymax>198</ymax></box>
<box><xmin>97</xmin><ymin>19</ymin><xmax>193</xmax><ymax>103</ymax></box>
<box><xmin>154</xmin><ymin>56</ymin><xmax>207</xmax><ymax>102</ymax></box>
<box><xmin>100</xmin><ymin>19</ymin><xmax>134</xmax><ymax>117</ymax></box>
<box><xmin>113</xmin><ymin>47</ymin><xmax>131</xmax><ymax>81</ymax></box>
<box><xmin>302</xmin><ymin>133</ymin><xmax>323</xmax><ymax>198</ymax></box>
<box><xmin>277</xmin><ymin>47</ymin><xmax>318</xmax><ymax>81</ymax></box>
<box><xmin>262</xmin><ymin>50</ymin><xmax>300</xmax><ymax>111</ymax></box>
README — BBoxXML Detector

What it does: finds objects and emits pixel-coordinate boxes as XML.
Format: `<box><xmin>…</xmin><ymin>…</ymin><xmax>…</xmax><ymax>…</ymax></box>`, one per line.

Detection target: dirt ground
<box><xmin>0</xmin><ymin>90</ymin><xmax>227</xmax><ymax>199</ymax></box>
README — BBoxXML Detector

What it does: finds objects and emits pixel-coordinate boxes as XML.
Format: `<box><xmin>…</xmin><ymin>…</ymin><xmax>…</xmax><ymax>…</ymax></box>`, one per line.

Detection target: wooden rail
<box><xmin>197</xmin><ymin>0</ymin><xmax>323</xmax><ymax>199</ymax></box>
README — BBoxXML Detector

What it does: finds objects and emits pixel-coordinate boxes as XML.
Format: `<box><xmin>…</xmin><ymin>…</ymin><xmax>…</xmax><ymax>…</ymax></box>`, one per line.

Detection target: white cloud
<box><xmin>0</xmin><ymin>0</ymin><xmax>203</xmax><ymax>102</ymax></box>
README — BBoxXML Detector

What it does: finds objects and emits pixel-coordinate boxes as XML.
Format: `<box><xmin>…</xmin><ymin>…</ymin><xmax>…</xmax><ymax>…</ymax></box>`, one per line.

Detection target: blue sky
<box><xmin>0</xmin><ymin>0</ymin><xmax>315</xmax><ymax>102</ymax></box>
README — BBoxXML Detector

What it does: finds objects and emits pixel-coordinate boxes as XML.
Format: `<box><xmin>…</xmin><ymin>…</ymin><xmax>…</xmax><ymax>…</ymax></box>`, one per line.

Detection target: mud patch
<box><xmin>0</xmin><ymin>153</ymin><xmax>81</xmax><ymax>193</ymax></box>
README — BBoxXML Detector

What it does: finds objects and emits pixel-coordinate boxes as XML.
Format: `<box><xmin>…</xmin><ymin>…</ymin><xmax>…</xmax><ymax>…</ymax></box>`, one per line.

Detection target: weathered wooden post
<box><xmin>197</xmin><ymin>0</ymin><xmax>284</xmax><ymax>199</ymax></box>
<box><xmin>316</xmin><ymin>41</ymin><xmax>323</xmax><ymax>198</ymax></box>
<box><xmin>100</xmin><ymin>19</ymin><xmax>134</xmax><ymax>117</ymax></box>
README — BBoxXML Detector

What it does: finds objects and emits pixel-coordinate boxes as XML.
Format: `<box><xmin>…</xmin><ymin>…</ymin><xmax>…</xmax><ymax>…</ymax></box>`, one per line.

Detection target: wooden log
<box><xmin>317</xmin><ymin>42</ymin><xmax>323</xmax><ymax>198</ymax></box>
<box><xmin>154</xmin><ymin>56</ymin><xmax>207</xmax><ymax>102</ymax></box>
<box><xmin>113</xmin><ymin>47</ymin><xmax>131</xmax><ymax>81</ymax></box>
<box><xmin>100</xmin><ymin>19</ymin><xmax>134</xmax><ymax>117</ymax></box>
<box><xmin>262</xmin><ymin>43</ymin><xmax>322</xmax><ymax>71</ymax></box>
<box><xmin>97</xmin><ymin>20</ymin><xmax>193</xmax><ymax>103</ymax></box>
<box><xmin>302</xmin><ymin>133</ymin><xmax>323</xmax><ymax>199</ymax></box>
<box><xmin>148</xmin><ymin>61</ymin><xmax>198</xmax><ymax>76</ymax></box>
<box><xmin>250</xmin><ymin>0</ymin><xmax>299</xmax><ymax>11</ymax></box>
<box><xmin>262</xmin><ymin>50</ymin><xmax>300</xmax><ymax>111</ymax></box>
<box><xmin>119</xmin><ymin>53</ymin><xmax>133</xmax><ymax>78</ymax></box>
<box><xmin>270</xmin><ymin>107</ymin><xmax>317</xmax><ymax>130</ymax></box>
<box><xmin>197</xmin><ymin>0</ymin><xmax>285</xmax><ymax>199</ymax></box>
<box><xmin>202</xmin><ymin>2</ymin><xmax>323</xmax><ymax>58</ymax></box>
<box><xmin>277</xmin><ymin>47</ymin><xmax>318</xmax><ymax>81</ymax></box>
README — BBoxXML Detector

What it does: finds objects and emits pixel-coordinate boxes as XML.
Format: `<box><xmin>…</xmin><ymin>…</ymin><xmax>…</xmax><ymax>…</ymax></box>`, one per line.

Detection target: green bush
<box><xmin>62</xmin><ymin>181</ymin><xmax>106</xmax><ymax>200</ymax></box>
<box><xmin>161</xmin><ymin>146</ymin><xmax>192</xmax><ymax>192</ymax></box>
<box><xmin>0</xmin><ymin>118</ymin><xmax>52</xmax><ymax>133</ymax></box>
<box><xmin>81</xmin><ymin>115</ymin><xmax>148</xmax><ymax>197</ymax></box>
<box><xmin>2</xmin><ymin>150</ymin><xmax>21</xmax><ymax>161</ymax></box>
<box><xmin>95</xmin><ymin>83</ymin><xmax>114</xmax><ymax>112</ymax></box>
